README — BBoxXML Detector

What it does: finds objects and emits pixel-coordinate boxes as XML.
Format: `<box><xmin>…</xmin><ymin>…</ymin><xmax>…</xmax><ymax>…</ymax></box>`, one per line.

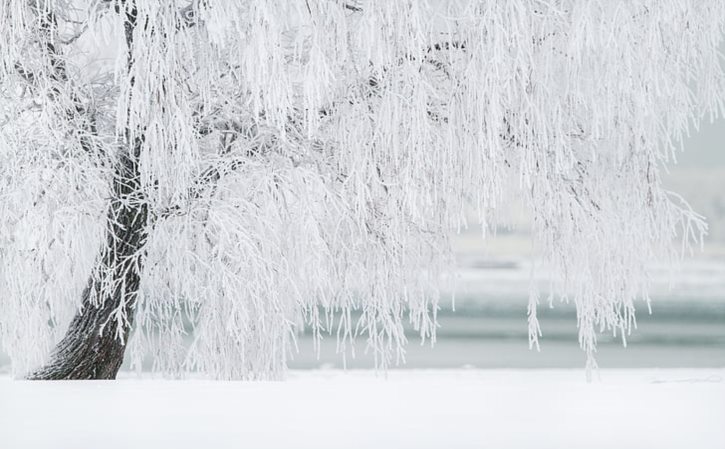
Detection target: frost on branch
<box><xmin>0</xmin><ymin>0</ymin><xmax>723</xmax><ymax>379</ymax></box>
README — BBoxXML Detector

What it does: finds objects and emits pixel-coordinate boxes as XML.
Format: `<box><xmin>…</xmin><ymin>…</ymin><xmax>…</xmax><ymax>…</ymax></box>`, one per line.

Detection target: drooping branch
<box><xmin>15</xmin><ymin>4</ymin><xmax>106</xmax><ymax>167</ymax></box>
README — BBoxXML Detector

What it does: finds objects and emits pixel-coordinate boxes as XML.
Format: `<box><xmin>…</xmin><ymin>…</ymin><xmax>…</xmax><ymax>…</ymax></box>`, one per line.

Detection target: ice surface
<box><xmin>1</xmin><ymin>369</ymin><xmax>723</xmax><ymax>449</ymax></box>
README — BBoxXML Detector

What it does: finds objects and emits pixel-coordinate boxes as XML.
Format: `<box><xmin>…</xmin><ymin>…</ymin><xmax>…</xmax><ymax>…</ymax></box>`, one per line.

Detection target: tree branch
<box><xmin>22</xmin><ymin>5</ymin><xmax>107</xmax><ymax>167</ymax></box>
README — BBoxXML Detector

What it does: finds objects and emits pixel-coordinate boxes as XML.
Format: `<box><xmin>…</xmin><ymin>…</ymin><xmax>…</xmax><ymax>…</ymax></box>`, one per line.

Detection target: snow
<box><xmin>1</xmin><ymin>369</ymin><xmax>723</xmax><ymax>449</ymax></box>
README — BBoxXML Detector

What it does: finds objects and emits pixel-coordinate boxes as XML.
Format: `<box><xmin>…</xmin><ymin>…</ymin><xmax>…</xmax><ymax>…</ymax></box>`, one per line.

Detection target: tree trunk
<box><xmin>28</xmin><ymin>145</ymin><xmax>148</xmax><ymax>380</ymax></box>
<box><xmin>27</xmin><ymin>0</ymin><xmax>145</xmax><ymax>381</ymax></box>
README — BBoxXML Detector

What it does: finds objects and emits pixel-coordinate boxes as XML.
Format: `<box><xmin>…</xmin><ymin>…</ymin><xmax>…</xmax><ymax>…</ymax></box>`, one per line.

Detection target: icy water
<box><xmin>286</xmin><ymin>258</ymin><xmax>725</xmax><ymax>369</ymax></box>
<box><xmin>287</xmin><ymin>297</ymin><xmax>725</xmax><ymax>369</ymax></box>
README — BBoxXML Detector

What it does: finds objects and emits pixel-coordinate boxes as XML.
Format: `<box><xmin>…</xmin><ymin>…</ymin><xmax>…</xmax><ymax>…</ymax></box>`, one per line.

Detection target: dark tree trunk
<box><xmin>28</xmin><ymin>2</ymin><xmax>145</xmax><ymax>380</ymax></box>
<box><xmin>28</xmin><ymin>146</ymin><xmax>148</xmax><ymax>380</ymax></box>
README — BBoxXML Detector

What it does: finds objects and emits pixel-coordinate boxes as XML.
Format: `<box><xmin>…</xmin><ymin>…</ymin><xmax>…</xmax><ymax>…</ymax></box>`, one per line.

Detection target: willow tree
<box><xmin>0</xmin><ymin>0</ymin><xmax>723</xmax><ymax>380</ymax></box>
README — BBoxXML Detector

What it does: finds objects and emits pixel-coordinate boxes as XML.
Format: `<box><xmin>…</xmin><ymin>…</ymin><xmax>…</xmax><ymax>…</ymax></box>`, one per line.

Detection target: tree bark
<box><xmin>28</xmin><ymin>2</ymin><xmax>145</xmax><ymax>380</ymax></box>
<box><xmin>27</xmin><ymin>145</ymin><xmax>148</xmax><ymax>380</ymax></box>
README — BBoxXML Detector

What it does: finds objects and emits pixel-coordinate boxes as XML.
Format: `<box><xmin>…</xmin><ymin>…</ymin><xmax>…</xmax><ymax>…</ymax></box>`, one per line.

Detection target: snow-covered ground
<box><xmin>1</xmin><ymin>369</ymin><xmax>723</xmax><ymax>449</ymax></box>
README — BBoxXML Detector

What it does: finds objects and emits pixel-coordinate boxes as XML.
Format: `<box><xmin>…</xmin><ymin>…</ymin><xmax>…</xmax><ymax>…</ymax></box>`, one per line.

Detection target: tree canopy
<box><xmin>1</xmin><ymin>0</ymin><xmax>724</xmax><ymax>379</ymax></box>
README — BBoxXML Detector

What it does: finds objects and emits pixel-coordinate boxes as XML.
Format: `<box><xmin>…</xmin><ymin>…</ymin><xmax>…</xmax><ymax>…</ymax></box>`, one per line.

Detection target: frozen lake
<box><xmin>287</xmin><ymin>299</ymin><xmax>725</xmax><ymax>369</ymax></box>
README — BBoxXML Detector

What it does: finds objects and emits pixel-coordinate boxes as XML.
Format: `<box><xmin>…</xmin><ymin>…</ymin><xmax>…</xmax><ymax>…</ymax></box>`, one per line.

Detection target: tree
<box><xmin>0</xmin><ymin>0</ymin><xmax>723</xmax><ymax>380</ymax></box>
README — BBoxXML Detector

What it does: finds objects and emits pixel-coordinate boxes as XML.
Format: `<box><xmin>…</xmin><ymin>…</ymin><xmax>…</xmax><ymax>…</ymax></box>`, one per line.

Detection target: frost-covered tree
<box><xmin>1</xmin><ymin>0</ymin><xmax>723</xmax><ymax>380</ymax></box>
